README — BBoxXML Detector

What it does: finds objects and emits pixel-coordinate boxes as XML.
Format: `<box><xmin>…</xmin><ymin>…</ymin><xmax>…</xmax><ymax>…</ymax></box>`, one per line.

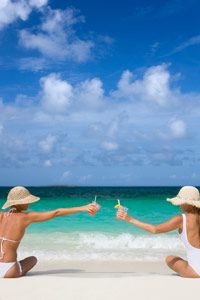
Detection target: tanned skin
<box><xmin>116</xmin><ymin>204</ymin><xmax>200</xmax><ymax>278</ymax></box>
<box><xmin>0</xmin><ymin>203</ymin><xmax>97</xmax><ymax>278</ymax></box>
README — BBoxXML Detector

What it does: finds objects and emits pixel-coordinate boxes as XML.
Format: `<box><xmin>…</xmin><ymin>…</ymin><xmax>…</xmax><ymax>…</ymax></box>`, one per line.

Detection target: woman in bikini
<box><xmin>116</xmin><ymin>186</ymin><xmax>200</xmax><ymax>278</ymax></box>
<box><xmin>0</xmin><ymin>186</ymin><xmax>98</xmax><ymax>278</ymax></box>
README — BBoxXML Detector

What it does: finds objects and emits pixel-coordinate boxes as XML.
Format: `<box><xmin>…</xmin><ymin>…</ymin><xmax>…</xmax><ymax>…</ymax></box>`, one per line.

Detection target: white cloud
<box><xmin>44</xmin><ymin>159</ymin><xmax>52</xmax><ymax>167</ymax></box>
<box><xmin>101</xmin><ymin>118</ymin><xmax>120</xmax><ymax>151</ymax></box>
<box><xmin>113</xmin><ymin>64</ymin><xmax>176</xmax><ymax>106</ymax></box>
<box><xmin>41</xmin><ymin>7</ymin><xmax>82</xmax><ymax>33</ymax></box>
<box><xmin>39</xmin><ymin>134</ymin><xmax>57</xmax><ymax>153</ymax></box>
<box><xmin>39</xmin><ymin>73</ymin><xmax>105</xmax><ymax>113</ymax></box>
<box><xmin>79</xmin><ymin>174</ymin><xmax>92</xmax><ymax>182</ymax></box>
<box><xmin>19</xmin><ymin>7</ymin><xmax>93</xmax><ymax>63</ymax></box>
<box><xmin>20</xmin><ymin>29</ymin><xmax>63</xmax><ymax>58</ymax></box>
<box><xmin>150</xmin><ymin>42</ymin><xmax>160</xmax><ymax>55</ymax></box>
<box><xmin>29</xmin><ymin>0</ymin><xmax>48</xmax><ymax>8</ymax></box>
<box><xmin>19</xmin><ymin>57</ymin><xmax>47</xmax><ymax>72</ymax></box>
<box><xmin>172</xmin><ymin>35</ymin><xmax>200</xmax><ymax>54</ymax></box>
<box><xmin>1</xmin><ymin>63</ymin><xmax>199</xmax><ymax>177</ymax></box>
<box><xmin>75</xmin><ymin>78</ymin><xmax>104</xmax><ymax>109</ymax></box>
<box><xmin>143</xmin><ymin>65</ymin><xmax>171</xmax><ymax>105</ymax></box>
<box><xmin>15</xmin><ymin>94</ymin><xmax>34</xmax><ymax>107</ymax></box>
<box><xmin>40</xmin><ymin>73</ymin><xmax>73</xmax><ymax>113</ymax></box>
<box><xmin>107</xmin><ymin>119</ymin><xmax>119</xmax><ymax>139</ymax></box>
<box><xmin>102</xmin><ymin>141</ymin><xmax>118</xmax><ymax>151</ymax></box>
<box><xmin>169</xmin><ymin>119</ymin><xmax>186</xmax><ymax>138</ymax></box>
<box><xmin>0</xmin><ymin>0</ymin><xmax>47</xmax><ymax>30</ymax></box>
<box><xmin>61</xmin><ymin>170</ymin><xmax>71</xmax><ymax>181</ymax></box>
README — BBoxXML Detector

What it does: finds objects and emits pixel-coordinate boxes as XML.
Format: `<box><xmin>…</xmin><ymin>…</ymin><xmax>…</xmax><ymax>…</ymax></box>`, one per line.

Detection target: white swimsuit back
<box><xmin>179</xmin><ymin>213</ymin><xmax>200</xmax><ymax>275</ymax></box>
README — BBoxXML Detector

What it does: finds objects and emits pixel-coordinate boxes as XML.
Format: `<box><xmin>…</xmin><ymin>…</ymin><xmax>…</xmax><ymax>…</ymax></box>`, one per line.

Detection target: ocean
<box><xmin>0</xmin><ymin>186</ymin><xmax>186</xmax><ymax>261</ymax></box>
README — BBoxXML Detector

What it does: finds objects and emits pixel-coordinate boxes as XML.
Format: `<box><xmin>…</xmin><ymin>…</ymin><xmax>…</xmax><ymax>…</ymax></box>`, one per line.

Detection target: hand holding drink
<box><xmin>115</xmin><ymin>199</ymin><xmax>129</xmax><ymax>221</ymax></box>
<box><xmin>89</xmin><ymin>195</ymin><xmax>101</xmax><ymax>216</ymax></box>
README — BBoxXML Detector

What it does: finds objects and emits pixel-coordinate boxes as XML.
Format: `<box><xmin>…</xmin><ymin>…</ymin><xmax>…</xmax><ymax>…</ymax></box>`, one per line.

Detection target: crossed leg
<box><xmin>165</xmin><ymin>255</ymin><xmax>200</xmax><ymax>278</ymax></box>
<box><xmin>4</xmin><ymin>256</ymin><xmax>37</xmax><ymax>278</ymax></box>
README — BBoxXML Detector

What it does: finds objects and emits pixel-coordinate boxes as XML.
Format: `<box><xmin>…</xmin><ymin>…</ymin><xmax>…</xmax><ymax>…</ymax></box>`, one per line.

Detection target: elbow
<box><xmin>151</xmin><ymin>226</ymin><xmax>158</xmax><ymax>234</ymax></box>
<box><xmin>53</xmin><ymin>209</ymin><xmax>60</xmax><ymax>218</ymax></box>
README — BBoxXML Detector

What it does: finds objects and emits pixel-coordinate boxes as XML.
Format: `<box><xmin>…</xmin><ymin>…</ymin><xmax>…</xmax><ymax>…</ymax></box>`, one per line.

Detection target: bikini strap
<box><xmin>182</xmin><ymin>213</ymin><xmax>186</xmax><ymax>225</ymax></box>
<box><xmin>181</xmin><ymin>213</ymin><xmax>190</xmax><ymax>246</ymax></box>
<box><xmin>7</xmin><ymin>208</ymin><xmax>17</xmax><ymax>216</ymax></box>
<box><xmin>0</xmin><ymin>208</ymin><xmax>20</xmax><ymax>259</ymax></box>
<box><xmin>17</xmin><ymin>261</ymin><xmax>22</xmax><ymax>274</ymax></box>
<box><xmin>0</xmin><ymin>239</ymin><xmax>5</xmax><ymax>259</ymax></box>
<box><xmin>0</xmin><ymin>237</ymin><xmax>19</xmax><ymax>243</ymax></box>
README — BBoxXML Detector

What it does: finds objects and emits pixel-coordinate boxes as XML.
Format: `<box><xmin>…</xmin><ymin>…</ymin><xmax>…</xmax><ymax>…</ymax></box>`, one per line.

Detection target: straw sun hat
<box><xmin>2</xmin><ymin>186</ymin><xmax>40</xmax><ymax>209</ymax></box>
<box><xmin>167</xmin><ymin>186</ymin><xmax>200</xmax><ymax>208</ymax></box>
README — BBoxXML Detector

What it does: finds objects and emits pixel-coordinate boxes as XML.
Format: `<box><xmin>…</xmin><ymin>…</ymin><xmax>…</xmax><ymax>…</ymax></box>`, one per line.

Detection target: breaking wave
<box><xmin>18</xmin><ymin>232</ymin><xmax>185</xmax><ymax>261</ymax></box>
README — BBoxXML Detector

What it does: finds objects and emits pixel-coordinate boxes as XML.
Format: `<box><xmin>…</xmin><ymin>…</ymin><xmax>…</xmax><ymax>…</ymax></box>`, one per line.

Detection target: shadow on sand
<box><xmin>29</xmin><ymin>269</ymin><xmax>85</xmax><ymax>276</ymax></box>
<box><xmin>28</xmin><ymin>269</ymin><xmax>170</xmax><ymax>277</ymax></box>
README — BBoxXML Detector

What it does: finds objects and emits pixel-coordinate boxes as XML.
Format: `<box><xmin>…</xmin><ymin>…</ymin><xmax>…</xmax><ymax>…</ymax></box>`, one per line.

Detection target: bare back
<box><xmin>0</xmin><ymin>212</ymin><xmax>27</xmax><ymax>262</ymax></box>
<box><xmin>0</xmin><ymin>203</ymin><xmax>96</xmax><ymax>265</ymax></box>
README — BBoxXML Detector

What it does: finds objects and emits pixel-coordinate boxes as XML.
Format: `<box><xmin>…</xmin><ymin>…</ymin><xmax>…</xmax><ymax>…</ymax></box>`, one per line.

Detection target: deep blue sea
<box><xmin>0</xmin><ymin>186</ymin><xmax>186</xmax><ymax>261</ymax></box>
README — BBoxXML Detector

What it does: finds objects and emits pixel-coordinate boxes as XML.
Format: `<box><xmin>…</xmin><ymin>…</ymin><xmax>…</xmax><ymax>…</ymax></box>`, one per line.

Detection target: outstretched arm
<box><xmin>116</xmin><ymin>211</ymin><xmax>182</xmax><ymax>234</ymax></box>
<box><xmin>25</xmin><ymin>204</ymin><xmax>97</xmax><ymax>224</ymax></box>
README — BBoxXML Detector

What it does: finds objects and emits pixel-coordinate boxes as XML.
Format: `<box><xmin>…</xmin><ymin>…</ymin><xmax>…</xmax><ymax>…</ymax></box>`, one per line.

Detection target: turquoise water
<box><xmin>0</xmin><ymin>187</ymin><xmax>184</xmax><ymax>261</ymax></box>
<box><xmin>0</xmin><ymin>186</ymin><xmax>181</xmax><ymax>233</ymax></box>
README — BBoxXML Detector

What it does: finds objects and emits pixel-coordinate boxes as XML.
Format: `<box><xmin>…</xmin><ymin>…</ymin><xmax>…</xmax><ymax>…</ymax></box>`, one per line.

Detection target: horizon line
<box><xmin>0</xmin><ymin>185</ymin><xmax>191</xmax><ymax>188</ymax></box>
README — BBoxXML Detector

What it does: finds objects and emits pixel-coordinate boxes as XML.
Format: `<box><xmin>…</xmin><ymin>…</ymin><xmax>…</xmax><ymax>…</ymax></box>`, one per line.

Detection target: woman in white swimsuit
<box><xmin>0</xmin><ymin>186</ymin><xmax>98</xmax><ymax>278</ymax></box>
<box><xmin>116</xmin><ymin>186</ymin><xmax>200</xmax><ymax>278</ymax></box>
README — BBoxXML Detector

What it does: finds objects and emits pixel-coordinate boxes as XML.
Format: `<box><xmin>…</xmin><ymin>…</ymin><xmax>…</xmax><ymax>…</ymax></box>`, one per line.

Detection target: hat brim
<box><xmin>2</xmin><ymin>195</ymin><xmax>40</xmax><ymax>209</ymax></box>
<box><xmin>167</xmin><ymin>197</ymin><xmax>200</xmax><ymax>208</ymax></box>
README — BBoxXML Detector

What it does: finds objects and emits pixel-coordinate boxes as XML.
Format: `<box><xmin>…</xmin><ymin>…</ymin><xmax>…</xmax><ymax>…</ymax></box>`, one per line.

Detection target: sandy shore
<box><xmin>1</xmin><ymin>260</ymin><xmax>200</xmax><ymax>300</ymax></box>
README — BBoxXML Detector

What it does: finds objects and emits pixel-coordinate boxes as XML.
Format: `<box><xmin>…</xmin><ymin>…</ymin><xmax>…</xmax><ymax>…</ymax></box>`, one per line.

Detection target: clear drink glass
<box><xmin>118</xmin><ymin>206</ymin><xmax>128</xmax><ymax>215</ymax></box>
<box><xmin>89</xmin><ymin>196</ymin><xmax>101</xmax><ymax>215</ymax></box>
<box><xmin>121</xmin><ymin>206</ymin><xmax>128</xmax><ymax>213</ymax></box>
<box><xmin>115</xmin><ymin>199</ymin><xmax>128</xmax><ymax>213</ymax></box>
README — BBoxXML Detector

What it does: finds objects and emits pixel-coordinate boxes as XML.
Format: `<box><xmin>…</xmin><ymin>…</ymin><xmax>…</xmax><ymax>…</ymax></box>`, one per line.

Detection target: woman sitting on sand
<box><xmin>0</xmin><ymin>186</ymin><xmax>98</xmax><ymax>278</ymax></box>
<box><xmin>116</xmin><ymin>186</ymin><xmax>200</xmax><ymax>278</ymax></box>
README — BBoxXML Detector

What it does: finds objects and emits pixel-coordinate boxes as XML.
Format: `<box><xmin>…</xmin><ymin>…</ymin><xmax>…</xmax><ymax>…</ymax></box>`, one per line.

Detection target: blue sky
<box><xmin>0</xmin><ymin>0</ymin><xmax>200</xmax><ymax>186</ymax></box>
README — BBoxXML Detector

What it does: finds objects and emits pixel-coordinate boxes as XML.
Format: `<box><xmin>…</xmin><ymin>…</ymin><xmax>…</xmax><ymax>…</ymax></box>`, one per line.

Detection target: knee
<box><xmin>30</xmin><ymin>256</ymin><xmax>38</xmax><ymax>266</ymax></box>
<box><xmin>165</xmin><ymin>255</ymin><xmax>174</xmax><ymax>267</ymax></box>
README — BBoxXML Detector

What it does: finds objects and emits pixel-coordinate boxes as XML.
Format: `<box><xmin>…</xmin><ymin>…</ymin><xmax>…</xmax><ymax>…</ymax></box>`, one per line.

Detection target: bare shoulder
<box><xmin>20</xmin><ymin>211</ymin><xmax>45</xmax><ymax>224</ymax></box>
<box><xmin>172</xmin><ymin>214</ymin><xmax>183</xmax><ymax>232</ymax></box>
<box><xmin>186</xmin><ymin>213</ymin><xmax>194</xmax><ymax>218</ymax></box>
<box><xmin>186</xmin><ymin>213</ymin><xmax>197</xmax><ymax>221</ymax></box>
<box><xmin>174</xmin><ymin>214</ymin><xmax>182</xmax><ymax>220</ymax></box>
<box><xmin>166</xmin><ymin>214</ymin><xmax>182</xmax><ymax>227</ymax></box>
<box><xmin>23</xmin><ymin>211</ymin><xmax>38</xmax><ymax>217</ymax></box>
<box><xmin>16</xmin><ymin>211</ymin><xmax>32</xmax><ymax>222</ymax></box>
<box><xmin>0</xmin><ymin>211</ymin><xmax>6</xmax><ymax>219</ymax></box>
<box><xmin>20</xmin><ymin>211</ymin><xmax>33</xmax><ymax>218</ymax></box>
<box><xmin>171</xmin><ymin>214</ymin><xmax>182</xmax><ymax>223</ymax></box>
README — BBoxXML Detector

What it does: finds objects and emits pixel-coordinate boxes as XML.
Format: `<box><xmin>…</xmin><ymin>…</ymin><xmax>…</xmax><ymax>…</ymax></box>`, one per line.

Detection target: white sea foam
<box><xmin>18</xmin><ymin>232</ymin><xmax>186</xmax><ymax>261</ymax></box>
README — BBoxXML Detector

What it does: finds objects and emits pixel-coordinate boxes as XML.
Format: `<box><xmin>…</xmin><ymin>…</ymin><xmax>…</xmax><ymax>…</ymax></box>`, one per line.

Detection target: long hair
<box><xmin>191</xmin><ymin>206</ymin><xmax>200</xmax><ymax>236</ymax></box>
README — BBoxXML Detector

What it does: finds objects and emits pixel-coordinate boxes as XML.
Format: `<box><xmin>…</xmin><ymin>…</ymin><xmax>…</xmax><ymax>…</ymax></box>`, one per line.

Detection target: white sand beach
<box><xmin>1</xmin><ymin>261</ymin><xmax>200</xmax><ymax>300</ymax></box>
